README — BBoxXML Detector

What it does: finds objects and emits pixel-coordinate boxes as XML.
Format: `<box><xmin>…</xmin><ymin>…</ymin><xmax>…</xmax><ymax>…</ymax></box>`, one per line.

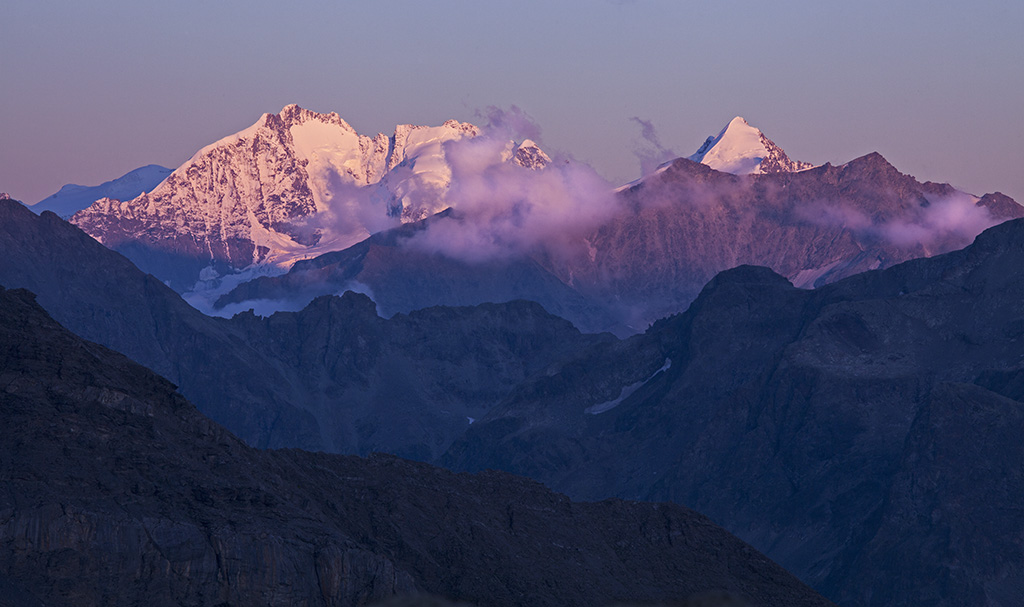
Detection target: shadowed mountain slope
<box><xmin>444</xmin><ymin>218</ymin><xmax>1024</xmax><ymax>606</ymax></box>
<box><xmin>0</xmin><ymin>285</ymin><xmax>832</xmax><ymax>607</ymax></box>
<box><xmin>0</xmin><ymin>199</ymin><xmax>607</xmax><ymax>458</ymax></box>
<box><xmin>216</xmin><ymin>211</ymin><xmax>628</xmax><ymax>335</ymax></box>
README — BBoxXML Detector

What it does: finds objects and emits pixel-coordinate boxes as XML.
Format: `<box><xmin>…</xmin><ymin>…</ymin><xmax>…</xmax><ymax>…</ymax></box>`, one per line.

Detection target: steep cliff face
<box><xmin>444</xmin><ymin>217</ymin><xmax>1024</xmax><ymax>605</ymax></box>
<box><xmin>70</xmin><ymin>105</ymin><xmax>545</xmax><ymax>291</ymax></box>
<box><xmin>0</xmin><ymin>285</ymin><xmax>832</xmax><ymax>607</ymax></box>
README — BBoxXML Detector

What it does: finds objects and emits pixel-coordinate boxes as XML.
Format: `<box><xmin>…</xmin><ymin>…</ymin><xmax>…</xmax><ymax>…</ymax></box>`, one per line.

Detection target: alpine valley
<box><xmin>4</xmin><ymin>105</ymin><xmax>1024</xmax><ymax>607</ymax></box>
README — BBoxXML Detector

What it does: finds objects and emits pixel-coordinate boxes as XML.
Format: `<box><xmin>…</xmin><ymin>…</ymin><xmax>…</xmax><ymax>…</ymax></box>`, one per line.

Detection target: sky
<box><xmin>3</xmin><ymin>0</ymin><xmax>1023</xmax><ymax>204</ymax></box>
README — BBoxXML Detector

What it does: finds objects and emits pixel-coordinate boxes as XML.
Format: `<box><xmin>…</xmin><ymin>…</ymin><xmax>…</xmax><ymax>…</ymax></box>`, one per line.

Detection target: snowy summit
<box><xmin>689</xmin><ymin>116</ymin><xmax>813</xmax><ymax>175</ymax></box>
<box><xmin>69</xmin><ymin>104</ymin><xmax>551</xmax><ymax>299</ymax></box>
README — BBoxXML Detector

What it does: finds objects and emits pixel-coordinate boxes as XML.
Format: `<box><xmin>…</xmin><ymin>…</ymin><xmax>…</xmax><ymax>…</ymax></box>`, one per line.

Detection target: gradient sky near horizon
<box><xmin>3</xmin><ymin>0</ymin><xmax>1023</xmax><ymax>204</ymax></box>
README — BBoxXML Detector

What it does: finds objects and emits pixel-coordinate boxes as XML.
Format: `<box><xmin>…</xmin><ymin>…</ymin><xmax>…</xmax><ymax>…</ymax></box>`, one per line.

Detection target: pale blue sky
<box><xmin>3</xmin><ymin>0</ymin><xmax>1022</xmax><ymax>203</ymax></box>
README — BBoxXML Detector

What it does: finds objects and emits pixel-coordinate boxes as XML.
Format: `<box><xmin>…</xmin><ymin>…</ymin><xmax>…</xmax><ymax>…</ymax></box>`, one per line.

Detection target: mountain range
<box><xmin>5</xmin><ymin>106</ymin><xmax>1024</xmax><ymax>606</ymax></box>
<box><xmin>65</xmin><ymin>106</ymin><xmax>1022</xmax><ymax>333</ymax></box>
<box><xmin>5</xmin><ymin>188</ymin><xmax>1024</xmax><ymax>605</ymax></box>
<box><xmin>212</xmin><ymin>145</ymin><xmax>1022</xmax><ymax>333</ymax></box>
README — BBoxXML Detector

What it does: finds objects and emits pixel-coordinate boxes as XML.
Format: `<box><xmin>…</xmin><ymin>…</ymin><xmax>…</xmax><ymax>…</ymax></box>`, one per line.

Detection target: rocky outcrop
<box><xmin>756</xmin><ymin>131</ymin><xmax>814</xmax><ymax>173</ymax></box>
<box><xmin>0</xmin><ymin>285</ymin><xmax>832</xmax><ymax>607</ymax></box>
<box><xmin>444</xmin><ymin>217</ymin><xmax>1024</xmax><ymax>605</ymax></box>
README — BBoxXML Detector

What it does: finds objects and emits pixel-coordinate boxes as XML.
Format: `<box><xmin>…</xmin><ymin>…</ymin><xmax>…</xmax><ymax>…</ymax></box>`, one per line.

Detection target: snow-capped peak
<box><xmin>508</xmin><ymin>139</ymin><xmax>551</xmax><ymax>170</ymax></box>
<box><xmin>278</xmin><ymin>103</ymin><xmax>353</xmax><ymax>131</ymax></box>
<box><xmin>689</xmin><ymin>116</ymin><xmax>812</xmax><ymax>175</ymax></box>
<box><xmin>70</xmin><ymin>104</ymin><xmax>555</xmax><ymax>299</ymax></box>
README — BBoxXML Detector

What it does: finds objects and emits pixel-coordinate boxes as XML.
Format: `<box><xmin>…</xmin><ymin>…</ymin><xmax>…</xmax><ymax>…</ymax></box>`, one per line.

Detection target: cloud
<box><xmin>476</xmin><ymin>105</ymin><xmax>543</xmax><ymax>143</ymax></box>
<box><xmin>797</xmin><ymin>193</ymin><xmax>1000</xmax><ymax>250</ymax></box>
<box><xmin>879</xmin><ymin>194</ymin><xmax>1000</xmax><ymax>247</ymax></box>
<box><xmin>209</xmin><ymin>279</ymin><xmax>378</xmax><ymax>320</ymax></box>
<box><xmin>630</xmin><ymin>116</ymin><xmax>678</xmax><ymax>177</ymax></box>
<box><xmin>291</xmin><ymin>167</ymin><xmax>403</xmax><ymax>246</ymax></box>
<box><xmin>402</xmin><ymin>110</ymin><xmax>621</xmax><ymax>263</ymax></box>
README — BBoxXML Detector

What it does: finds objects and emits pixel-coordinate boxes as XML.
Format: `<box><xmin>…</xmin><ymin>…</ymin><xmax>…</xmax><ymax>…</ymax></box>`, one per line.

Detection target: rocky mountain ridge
<box><xmin>551</xmin><ymin>152</ymin><xmax>1023</xmax><ymax>327</ymax></box>
<box><xmin>65</xmin><ymin>110</ymin><xmax>1022</xmax><ymax>334</ymax></box>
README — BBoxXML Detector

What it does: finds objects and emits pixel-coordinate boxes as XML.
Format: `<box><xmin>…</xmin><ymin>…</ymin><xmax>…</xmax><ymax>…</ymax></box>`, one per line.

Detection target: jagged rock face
<box><xmin>69</xmin><ymin>105</ymin><xmax>547</xmax><ymax>291</ymax></box>
<box><xmin>0</xmin><ymin>199</ymin><xmax>603</xmax><ymax>457</ymax></box>
<box><xmin>756</xmin><ymin>131</ymin><xmax>814</xmax><ymax>173</ymax></box>
<box><xmin>443</xmin><ymin>217</ymin><xmax>1024</xmax><ymax>605</ymax></box>
<box><xmin>508</xmin><ymin>139</ymin><xmax>551</xmax><ymax>170</ymax></box>
<box><xmin>0</xmin><ymin>285</ymin><xmax>832</xmax><ymax>607</ymax></box>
